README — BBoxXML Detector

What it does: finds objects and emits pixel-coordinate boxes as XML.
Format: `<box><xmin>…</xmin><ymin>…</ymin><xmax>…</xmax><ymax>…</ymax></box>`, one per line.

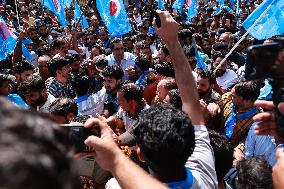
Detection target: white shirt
<box><xmin>106</xmin><ymin>52</ymin><xmax>136</xmax><ymax>79</ymax></box>
<box><xmin>216</xmin><ymin>69</ymin><xmax>238</xmax><ymax>90</ymax></box>
<box><xmin>38</xmin><ymin>93</ymin><xmax>56</xmax><ymax>113</ymax></box>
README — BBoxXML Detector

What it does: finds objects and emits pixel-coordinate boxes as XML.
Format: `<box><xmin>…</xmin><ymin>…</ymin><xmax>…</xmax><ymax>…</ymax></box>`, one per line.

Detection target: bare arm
<box><xmin>155</xmin><ymin>11</ymin><xmax>204</xmax><ymax>125</ymax></box>
<box><xmin>84</xmin><ymin>118</ymin><xmax>168</xmax><ymax>189</ymax></box>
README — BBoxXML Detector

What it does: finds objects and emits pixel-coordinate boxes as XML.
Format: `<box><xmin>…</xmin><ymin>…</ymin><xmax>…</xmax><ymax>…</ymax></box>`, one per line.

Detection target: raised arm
<box><xmin>155</xmin><ymin>11</ymin><xmax>204</xmax><ymax>125</ymax></box>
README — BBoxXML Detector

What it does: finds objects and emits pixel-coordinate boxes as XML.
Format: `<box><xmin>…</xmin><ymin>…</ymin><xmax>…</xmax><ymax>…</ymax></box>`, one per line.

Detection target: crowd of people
<box><xmin>0</xmin><ymin>0</ymin><xmax>284</xmax><ymax>188</ymax></box>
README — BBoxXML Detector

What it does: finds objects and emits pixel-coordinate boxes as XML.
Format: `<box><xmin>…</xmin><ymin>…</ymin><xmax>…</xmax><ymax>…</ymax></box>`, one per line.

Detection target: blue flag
<box><xmin>44</xmin><ymin>0</ymin><xmax>67</xmax><ymax>27</ymax></box>
<box><xmin>0</xmin><ymin>16</ymin><xmax>34</xmax><ymax>62</ymax></box>
<box><xmin>217</xmin><ymin>0</ymin><xmax>224</xmax><ymax>6</ymax></box>
<box><xmin>96</xmin><ymin>0</ymin><xmax>131</xmax><ymax>36</ymax></box>
<box><xmin>158</xmin><ymin>0</ymin><xmax>165</xmax><ymax>10</ymax></box>
<box><xmin>242</xmin><ymin>0</ymin><xmax>284</xmax><ymax>40</ymax></box>
<box><xmin>172</xmin><ymin>0</ymin><xmax>185</xmax><ymax>14</ymax></box>
<box><xmin>187</xmin><ymin>0</ymin><xmax>198</xmax><ymax>20</ymax></box>
<box><xmin>0</xmin><ymin>16</ymin><xmax>17</xmax><ymax>61</ymax></box>
<box><xmin>192</xmin><ymin>38</ymin><xmax>206</xmax><ymax>70</ymax></box>
<box><xmin>62</xmin><ymin>0</ymin><xmax>71</xmax><ymax>8</ymax></box>
<box><xmin>74</xmin><ymin>1</ymin><xmax>89</xmax><ymax>30</ymax></box>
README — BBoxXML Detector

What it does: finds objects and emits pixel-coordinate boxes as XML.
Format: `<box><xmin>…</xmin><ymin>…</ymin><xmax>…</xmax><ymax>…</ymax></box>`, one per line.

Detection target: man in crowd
<box><xmin>47</xmin><ymin>56</ymin><xmax>74</xmax><ymax>98</ymax></box>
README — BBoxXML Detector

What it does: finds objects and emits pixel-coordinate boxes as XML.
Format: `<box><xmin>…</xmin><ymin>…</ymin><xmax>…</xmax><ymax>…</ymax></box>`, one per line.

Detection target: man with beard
<box><xmin>91</xmin><ymin>65</ymin><xmax>124</xmax><ymax>116</ymax></box>
<box><xmin>197</xmin><ymin>71</ymin><xmax>220</xmax><ymax>104</ymax></box>
<box><xmin>212</xmin><ymin>52</ymin><xmax>238</xmax><ymax>93</ymax></box>
<box><xmin>18</xmin><ymin>74</ymin><xmax>55</xmax><ymax>113</ymax></box>
<box><xmin>47</xmin><ymin>57</ymin><xmax>74</xmax><ymax>98</ymax></box>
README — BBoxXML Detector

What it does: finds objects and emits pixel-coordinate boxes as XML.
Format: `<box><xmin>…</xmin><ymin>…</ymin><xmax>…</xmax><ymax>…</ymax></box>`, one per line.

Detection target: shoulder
<box><xmin>226</xmin><ymin>69</ymin><xmax>237</xmax><ymax>77</ymax></box>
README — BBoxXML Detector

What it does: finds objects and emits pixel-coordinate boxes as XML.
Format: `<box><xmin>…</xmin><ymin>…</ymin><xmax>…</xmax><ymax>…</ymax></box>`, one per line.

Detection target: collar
<box><xmin>166</xmin><ymin>167</ymin><xmax>193</xmax><ymax>189</ymax></box>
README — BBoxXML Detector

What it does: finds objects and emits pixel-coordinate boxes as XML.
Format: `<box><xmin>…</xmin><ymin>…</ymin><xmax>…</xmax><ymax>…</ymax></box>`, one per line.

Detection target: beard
<box><xmin>198</xmin><ymin>88</ymin><xmax>211</xmax><ymax>99</ymax></box>
<box><xmin>215</xmin><ymin>69</ymin><xmax>226</xmax><ymax>77</ymax></box>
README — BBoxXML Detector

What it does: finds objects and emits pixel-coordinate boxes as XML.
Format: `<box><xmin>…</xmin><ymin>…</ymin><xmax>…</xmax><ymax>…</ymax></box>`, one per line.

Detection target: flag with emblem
<box><xmin>44</xmin><ymin>0</ymin><xmax>67</xmax><ymax>27</ymax></box>
<box><xmin>0</xmin><ymin>16</ymin><xmax>33</xmax><ymax>62</ymax></box>
<box><xmin>96</xmin><ymin>0</ymin><xmax>131</xmax><ymax>36</ymax></box>
<box><xmin>0</xmin><ymin>16</ymin><xmax>17</xmax><ymax>61</ymax></box>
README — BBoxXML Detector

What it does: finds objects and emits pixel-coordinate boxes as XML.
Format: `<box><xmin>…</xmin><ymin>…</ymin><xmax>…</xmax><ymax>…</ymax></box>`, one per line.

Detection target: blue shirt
<box><xmin>6</xmin><ymin>94</ymin><xmax>29</xmax><ymax>109</ymax></box>
<box><xmin>244</xmin><ymin>124</ymin><xmax>277</xmax><ymax>166</ymax></box>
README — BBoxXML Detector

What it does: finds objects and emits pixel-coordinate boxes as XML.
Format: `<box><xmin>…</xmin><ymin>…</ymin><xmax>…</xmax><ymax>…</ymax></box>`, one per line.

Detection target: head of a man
<box><xmin>47</xmin><ymin>57</ymin><xmax>71</xmax><ymax>85</ymax></box>
<box><xmin>133</xmin><ymin>104</ymin><xmax>195</xmax><ymax>181</ymax></box>
<box><xmin>118</xmin><ymin>83</ymin><xmax>143</xmax><ymax>114</ymax></box>
<box><xmin>0</xmin><ymin>74</ymin><xmax>10</xmax><ymax>96</ymax></box>
<box><xmin>0</xmin><ymin>98</ymin><xmax>80</xmax><ymax>189</ymax></box>
<box><xmin>110</xmin><ymin>38</ymin><xmax>124</xmax><ymax>63</ymax></box>
<box><xmin>163</xmin><ymin>89</ymin><xmax>182</xmax><ymax>110</ymax></box>
<box><xmin>219</xmin><ymin>32</ymin><xmax>233</xmax><ymax>48</ymax></box>
<box><xmin>212</xmin><ymin>52</ymin><xmax>227</xmax><ymax>77</ymax></box>
<box><xmin>156</xmin><ymin>78</ymin><xmax>177</xmax><ymax>102</ymax></box>
<box><xmin>236</xmin><ymin>157</ymin><xmax>273</xmax><ymax>189</ymax></box>
<box><xmin>231</xmin><ymin>81</ymin><xmax>260</xmax><ymax>110</ymax></box>
<box><xmin>101</xmin><ymin>65</ymin><xmax>124</xmax><ymax>94</ymax></box>
<box><xmin>38</xmin><ymin>55</ymin><xmax>51</xmax><ymax>79</ymax></box>
<box><xmin>49</xmin><ymin>98</ymin><xmax>78</xmax><ymax>124</ymax></box>
<box><xmin>18</xmin><ymin>75</ymin><xmax>48</xmax><ymax>109</ymax></box>
<box><xmin>14</xmin><ymin>62</ymin><xmax>35</xmax><ymax>83</ymax></box>
<box><xmin>197</xmin><ymin>71</ymin><xmax>216</xmax><ymax>100</ymax></box>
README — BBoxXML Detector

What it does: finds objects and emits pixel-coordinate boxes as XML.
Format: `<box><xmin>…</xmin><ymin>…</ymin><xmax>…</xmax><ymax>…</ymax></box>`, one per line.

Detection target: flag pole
<box><xmin>214</xmin><ymin>1</ymin><xmax>274</xmax><ymax>72</ymax></box>
<box><xmin>14</xmin><ymin>0</ymin><xmax>20</xmax><ymax>30</ymax></box>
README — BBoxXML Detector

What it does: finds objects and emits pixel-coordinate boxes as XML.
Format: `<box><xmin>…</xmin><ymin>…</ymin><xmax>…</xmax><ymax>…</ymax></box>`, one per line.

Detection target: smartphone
<box><xmin>60</xmin><ymin>122</ymin><xmax>100</xmax><ymax>153</ymax></box>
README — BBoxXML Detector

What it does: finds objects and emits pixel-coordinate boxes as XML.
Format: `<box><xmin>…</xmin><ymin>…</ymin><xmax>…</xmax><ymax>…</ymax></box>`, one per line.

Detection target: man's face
<box><xmin>213</xmin><ymin>57</ymin><xmax>227</xmax><ymax>77</ymax></box>
<box><xmin>118</xmin><ymin>91</ymin><xmax>131</xmax><ymax>113</ymax></box>
<box><xmin>219</xmin><ymin>33</ymin><xmax>230</xmax><ymax>45</ymax></box>
<box><xmin>141</xmin><ymin>48</ymin><xmax>152</xmax><ymax>59</ymax></box>
<box><xmin>156</xmin><ymin>82</ymin><xmax>167</xmax><ymax>102</ymax></box>
<box><xmin>24</xmin><ymin>89</ymin><xmax>47</xmax><ymax>108</ymax></box>
<box><xmin>20</xmin><ymin>70</ymin><xmax>34</xmax><ymax>82</ymax></box>
<box><xmin>86</xmin><ymin>35</ymin><xmax>95</xmax><ymax>47</ymax></box>
<box><xmin>104</xmin><ymin>77</ymin><xmax>120</xmax><ymax>94</ymax></box>
<box><xmin>203</xmin><ymin>41</ymin><xmax>212</xmax><ymax>54</ymax></box>
<box><xmin>38</xmin><ymin>26</ymin><xmax>48</xmax><ymax>37</ymax></box>
<box><xmin>113</xmin><ymin>42</ymin><xmax>124</xmax><ymax>61</ymax></box>
<box><xmin>58</xmin><ymin>64</ymin><xmax>72</xmax><ymax>81</ymax></box>
<box><xmin>0</xmin><ymin>81</ymin><xmax>10</xmax><ymax>96</ymax></box>
<box><xmin>38</xmin><ymin>59</ymin><xmax>50</xmax><ymax>78</ymax></box>
<box><xmin>231</xmin><ymin>87</ymin><xmax>244</xmax><ymax>110</ymax></box>
<box><xmin>197</xmin><ymin>76</ymin><xmax>211</xmax><ymax>98</ymax></box>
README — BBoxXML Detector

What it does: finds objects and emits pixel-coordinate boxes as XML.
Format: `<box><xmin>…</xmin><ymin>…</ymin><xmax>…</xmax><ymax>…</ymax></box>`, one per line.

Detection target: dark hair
<box><xmin>236</xmin><ymin>157</ymin><xmax>273</xmax><ymax>189</ymax></box>
<box><xmin>14</xmin><ymin>62</ymin><xmax>34</xmax><ymax>74</ymax></box>
<box><xmin>168</xmin><ymin>89</ymin><xmax>182</xmax><ymax>110</ymax></box>
<box><xmin>65</xmin><ymin>54</ymin><xmax>80</xmax><ymax>64</ymax></box>
<box><xmin>208</xmin><ymin>130</ymin><xmax>233</xmax><ymax>181</ymax></box>
<box><xmin>135</xmin><ymin>56</ymin><xmax>151</xmax><ymax>72</ymax></box>
<box><xmin>133</xmin><ymin>104</ymin><xmax>195</xmax><ymax>179</ymax></box>
<box><xmin>0</xmin><ymin>97</ymin><xmax>80</xmax><ymax>189</ymax></box>
<box><xmin>110</xmin><ymin>38</ymin><xmax>122</xmax><ymax>49</ymax></box>
<box><xmin>36</xmin><ymin>45</ymin><xmax>51</xmax><ymax>56</ymax></box>
<box><xmin>47</xmin><ymin>57</ymin><xmax>69</xmax><ymax>77</ymax></box>
<box><xmin>234</xmin><ymin>81</ymin><xmax>261</xmax><ymax>102</ymax></box>
<box><xmin>212</xmin><ymin>51</ymin><xmax>226</xmax><ymax>61</ymax></box>
<box><xmin>161</xmin><ymin>78</ymin><xmax>177</xmax><ymax>91</ymax></box>
<box><xmin>120</xmin><ymin>83</ymin><xmax>143</xmax><ymax>102</ymax></box>
<box><xmin>49</xmin><ymin>98</ymin><xmax>78</xmax><ymax>117</ymax></box>
<box><xmin>93</xmin><ymin>55</ymin><xmax>108</xmax><ymax>69</ymax></box>
<box><xmin>154</xmin><ymin>62</ymin><xmax>175</xmax><ymax>78</ymax></box>
<box><xmin>71</xmin><ymin>74</ymin><xmax>90</xmax><ymax>97</ymax></box>
<box><xmin>101</xmin><ymin>65</ymin><xmax>124</xmax><ymax>80</ymax></box>
<box><xmin>18</xmin><ymin>75</ymin><xmax>45</xmax><ymax>95</ymax></box>
<box><xmin>50</xmin><ymin>38</ymin><xmax>66</xmax><ymax>50</ymax></box>
<box><xmin>198</xmin><ymin>70</ymin><xmax>216</xmax><ymax>84</ymax></box>
<box><xmin>178</xmin><ymin>29</ymin><xmax>192</xmax><ymax>40</ymax></box>
<box><xmin>0</xmin><ymin>73</ymin><xmax>9</xmax><ymax>84</ymax></box>
<box><xmin>161</xmin><ymin>45</ymin><xmax>170</xmax><ymax>55</ymax></box>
